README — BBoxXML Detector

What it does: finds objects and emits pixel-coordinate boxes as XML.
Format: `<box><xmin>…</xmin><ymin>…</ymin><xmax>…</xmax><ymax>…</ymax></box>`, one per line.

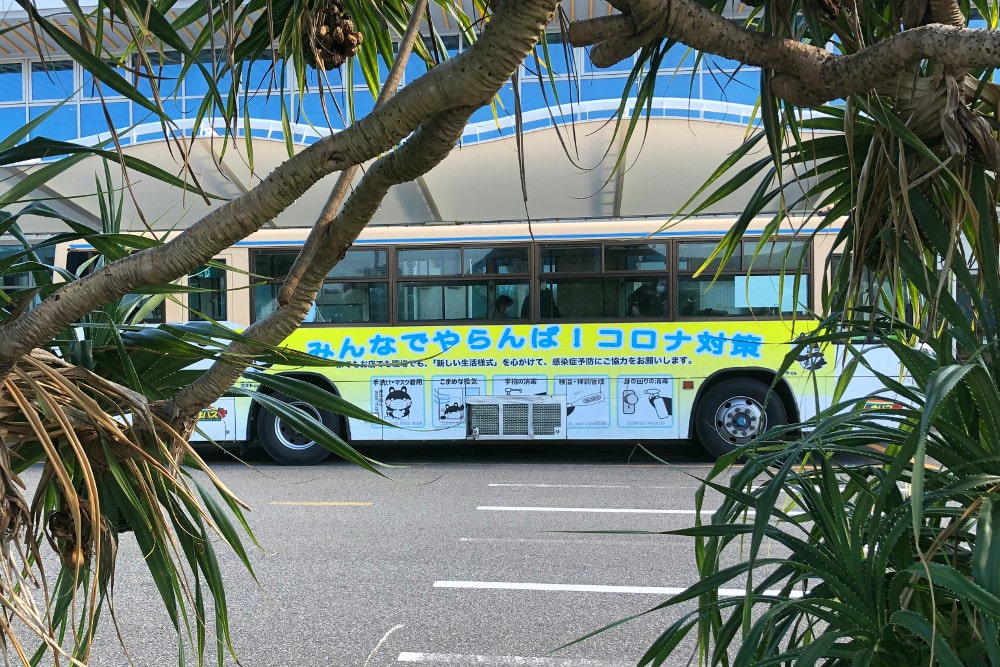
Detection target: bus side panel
<box><xmin>273</xmin><ymin>321</ymin><xmax>841</xmax><ymax>443</ymax></box>
<box><xmin>191</xmin><ymin>396</ymin><xmax>241</xmax><ymax>443</ymax></box>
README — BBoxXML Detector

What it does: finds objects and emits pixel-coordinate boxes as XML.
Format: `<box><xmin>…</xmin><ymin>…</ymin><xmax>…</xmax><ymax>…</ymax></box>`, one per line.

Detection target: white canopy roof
<box><xmin>10</xmin><ymin>113</ymin><xmax>804</xmax><ymax>237</ymax></box>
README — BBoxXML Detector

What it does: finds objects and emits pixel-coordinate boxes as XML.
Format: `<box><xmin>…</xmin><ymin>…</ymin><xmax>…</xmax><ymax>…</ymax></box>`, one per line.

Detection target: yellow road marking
<box><xmin>269</xmin><ymin>501</ymin><xmax>373</xmax><ymax>507</ymax></box>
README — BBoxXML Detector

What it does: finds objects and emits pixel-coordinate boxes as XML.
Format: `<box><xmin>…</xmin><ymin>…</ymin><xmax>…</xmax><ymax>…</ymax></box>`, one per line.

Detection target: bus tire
<box><xmin>694</xmin><ymin>379</ymin><xmax>787</xmax><ymax>458</ymax></box>
<box><xmin>257</xmin><ymin>393</ymin><xmax>338</xmax><ymax>465</ymax></box>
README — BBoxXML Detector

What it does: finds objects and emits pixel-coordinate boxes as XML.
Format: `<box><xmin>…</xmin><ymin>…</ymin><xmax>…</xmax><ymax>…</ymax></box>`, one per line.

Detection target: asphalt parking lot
<box><xmin>83</xmin><ymin>440</ymin><xmax>736</xmax><ymax>666</ymax></box>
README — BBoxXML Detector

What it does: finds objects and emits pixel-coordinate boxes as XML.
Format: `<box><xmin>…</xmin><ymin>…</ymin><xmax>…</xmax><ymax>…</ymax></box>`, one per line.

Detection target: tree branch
<box><xmin>0</xmin><ymin>0</ymin><xmax>558</xmax><ymax>379</ymax></box>
<box><xmin>278</xmin><ymin>0</ymin><xmax>429</xmax><ymax>306</ymax></box>
<box><xmin>569</xmin><ymin>0</ymin><xmax>1000</xmax><ymax>106</ymax></box>
<box><xmin>162</xmin><ymin>0</ymin><xmax>434</xmax><ymax>426</ymax></box>
<box><xmin>168</xmin><ymin>106</ymin><xmax>475</xmax><ymax>419</ymax></box>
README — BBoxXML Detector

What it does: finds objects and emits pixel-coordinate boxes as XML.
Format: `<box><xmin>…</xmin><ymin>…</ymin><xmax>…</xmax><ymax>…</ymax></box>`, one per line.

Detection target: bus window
<box><xmin>676</xmin><ymin>242</ymin><xmax>740</xmax><ymax>273</ymax></box>
<box><xmin>530</xmin><ymin>277</ymin><xmax>669</xmax><ymax>319</ymax></box>
<box><xmin>744</xmin><ymin>240</ymin><xmax>809</xmax><ymax>271</ymax></box>
<box><xmin>398</xmin><ymin>248</ymin><xmax>461</xmax><ymax>276</ymax></box>
<box><xmin>252</xmin><ymin>250</ymin><xmax>296</xmax><ymax>321</ymax></box>
<box><xmin>62</xmin><ymin>248</ymin><xmax>164</xmax><ymax>322</ymax></box>
<box><xmin>678</xmin><ymin>274</ymin><xmax>808</xmax><ymax>317</ymax></box>
<box><xmin>66</xmin><ymin>249</ymin><xmax>99</xmax><ymax>277</ymax></box>
<box><xmin>678</xmin><ymin>240</ymin><xmax>809</xmax><ymax>317</ymax></box>
<box><xmin>328</xmin><ymin>249</ymin><xmax>388</xmax><ymax>278</ymax></box>
<box><xmin>318</xmin><ymin>281</ymin><xmax>388</xmax><ymax>323</ymax></box>
<box><xmin>254</xmin><ymin>248</ymin><xmax>391</xmax><ymax>324</ymax></box>
<box><xmin>188</xmin><ymin>262</ymin><xmax>227</xmax><ymax>321</ymax></box>
<box><xmin>1</xmin><ymin>244</ymin><xmax>54</xmax><ymax>315</ymax></box>
<box><xmin>398</xmin><ymin>280</ymin><xmax>530</xmax><ymax>321</ymax></box>
<box><xmin>318</xmin><ymin>249</ymin><xmax>389</xmax><ymax>323</ymax></box>
<box><xmin>493</xmin><ymin>281</ymin><xmax>529</xmax><ymax>319</ymax></box>
<box><xmin>465</xmin><ymin>246</ymin><xmax>529</xmax><ymax>274</ymax></box>
<box><xmin>396</xmin><ymin>245</ymin><xmax>529</xmax><ymax>322</ymax></box>
<box><xmin>540</xmin><ymin>244</ymin><xmax>601</xmax><ymax>273</ymax></box>
<box><xmin>0</xmin><ymin>247</ymin><xmax>27</xmax><ymax>293</ymax></box>
<box><xmin>626</xmin><ymin>278</ymin><xmax>668</xmax><ymax>317</ymax></box>
<box><xmin>604</xmin><ymin>243</ymin><xmax>667</xmax><ymax>271</ymax></box>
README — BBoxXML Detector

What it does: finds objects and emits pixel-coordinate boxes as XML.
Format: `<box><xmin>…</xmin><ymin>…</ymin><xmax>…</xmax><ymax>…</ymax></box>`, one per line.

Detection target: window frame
<box><xmin>676</xmin><ymin>238</ymin><xmax>812</xmax><ymax>319</ymax></box>
<box><xmin>394</xmin><ymin>243</ymin><xmax>531</xmax><ymax>324</ymax></box>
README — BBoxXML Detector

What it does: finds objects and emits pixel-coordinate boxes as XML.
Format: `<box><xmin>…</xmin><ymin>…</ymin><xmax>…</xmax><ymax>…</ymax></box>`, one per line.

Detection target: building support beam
<box><xmin>416</xmin><ymin>175</ymin><xmax>443</xmax><ymax>222</ymax></box>
<box><xmin>0</xmin><ymin>165</ymin><xmax>104</xmax><ymax>231</ymax></box>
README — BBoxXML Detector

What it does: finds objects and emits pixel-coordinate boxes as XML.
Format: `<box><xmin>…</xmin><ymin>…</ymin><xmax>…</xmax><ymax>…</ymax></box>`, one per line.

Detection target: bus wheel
<box><xmin>694</xmin><ymin>379</ymin><xmax>787</xmax><ymax>458</ymax></box>
<box><xmin>257</xmin><ymin>393</ymin><xmax>337</xmax><ymax>465</ymax></box>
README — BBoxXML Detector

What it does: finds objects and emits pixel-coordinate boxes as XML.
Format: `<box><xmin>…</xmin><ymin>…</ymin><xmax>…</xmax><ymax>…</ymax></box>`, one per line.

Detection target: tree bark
<box><xmin>168</xmin><ymin>107</ymin><xmax>476</xmax><ymax>420</ymax></box>
<box><xmin>569</xmin><ymin>0</ymin><xmax>1000</xmax><ymax>106</ymax></box>
<box><xmin>0</xmin><ymin>0</ymin><xmax>558</xmax><ymax>381</ymax></box>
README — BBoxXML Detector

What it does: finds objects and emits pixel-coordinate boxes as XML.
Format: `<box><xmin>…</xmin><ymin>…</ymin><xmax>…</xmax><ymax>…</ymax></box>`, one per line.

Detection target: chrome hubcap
<box><xmin>274</xmin><ymin>402</ymin><xmax>322</xmax><ymax>450</ymax></box>
<box><xmin>714</xmin><ymin>396</ymin><xmax>765</xmax><ymax>442</ymax></box>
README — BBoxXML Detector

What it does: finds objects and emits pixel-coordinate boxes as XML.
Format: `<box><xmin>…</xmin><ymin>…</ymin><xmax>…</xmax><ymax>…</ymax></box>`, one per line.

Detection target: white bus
<box><xmin>58</xmin><ymin>216</ymin><xmax>879</xmax><ymax>464</ymax></box>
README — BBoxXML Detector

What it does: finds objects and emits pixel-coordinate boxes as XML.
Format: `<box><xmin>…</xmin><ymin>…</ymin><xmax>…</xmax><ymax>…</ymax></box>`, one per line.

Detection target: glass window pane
<box><xmin>252</xmin><ymin>251</ymin><xmax>297</xmax><ymax>321</ymax></box>
<box><xmin>422</xmin><ymin>34</ymin><xmax>461</xmax><ymax>62</ymax></box>
<box><xmin>626</xmin><ymin>277</ymin><xmax>669</xmax><ymax>317</ymax></box>
<box><xmin>316</xmin><ymin>281</ymin><xmax>388</xmax><ymax>323</ymax></box>
<box><xmin>253</xmin><ymin>283</ymin><xmax>280</xmax><ymax>321</ymax></box>
<box><xmin>465</xmin><ymin>246</ymin><xmax>529</xmax><ymax>274</ymax></box>
<box><xmin>327</xmin><ymin>249</ymin><xmax>387</xmax><ymax>278</ymax></box>
<box><xmin>678</xmin><ymin>277</ymin><xmax>742</xmax><ymax>317</ymax></box>
<box><xmin>0</xmin><ymin>245</ymin><xmax>29</xmax><ymax>289</ymax></box>
<box><xmin>743</xmin><ymin>240</ymin><xmax>809</xmax><ymax>271</ymax></box>
<box><xmin>604</xmin><ymin>243</ymin><xmax>667</xmax><ymax>271</ymax></box>
<box><xmin>65</xmin><ymin>250</ymin><xmax>98</xmax><ymax>277</ymax></box>
<box><xmin>397</xmin><ymin>248</ymin><xmax>461</xmax><ymax>276</ymax></box>
<box><xmin>82</xmin><ymin>60</ymin><xmax>127</xmax><ymax>99</ymax></box>
<box><xmin>0</xmin><ymin>63</ymin><xmax>23</xmax><ymax>102</ymax></box>
<box><xmin>524</xmin><ymin>34</ymin><xmax>574</xmax><ymax>78</ymax></box>
<box><xmin>126</xmin><ymin>295</ymin><xmax>164</xmax><ymax>323</ymax></box>
<box><xmin>678</xmin><ymin>275</ymin><xmax>808</xmax><ymax>317</ymax></box>
<box><xmin>522</xmin><ymin>277</ymin><xmax>630</xmax><ymax>319</ymax></box>
<box><xmin>0</xmin><ymin>108</ymin><xmax>25</xmax><ymax>135</ymax></box>
<box><xmin>135</xmin><ymin>52</ymin><xmax>183</xmax><ymax>98</ymax></box>
<box><xmin>81</xmin><ymin>101</ymin><xmax>130</xmax><ymax>137</ymax></box>
<box><xmin>397</xmin><ymin>282</ymin><xmax>487</xmax><ymax>321</ymax></box>
<box><xmin>186</xmin><ymin>51</ymin><xmax>232</xmax><ymax>97</ymax></box>
<box><xmin>677</xmin><ymin>242</ymin><xmax>741</xmax><ymax>273</ymax></box>
<box><xmin>145</xmin><ymin>302</ymin><xmax>165</xmax><ymax>323</ymax></box>
<box><xmin>188</xmin><ymin>263</ymin><xmax>227</xmax><ymax>321</ymax></box>
<box><xmin>492</xmin><ymin>281</ymin><xmax>530</xmax><ymax>320</ymax></box>
<box><xmin>241</xmin><ymin>55</ymin><xmax>279</xmax><ymax>93</ymax></box>
<box><xmin>29</xmin><ymin>104</ymin><xmax>78</xmax><ymax>140</ymax></box>
<box><xmin>31</xmin><ymin>61</ymin><xmax>74</xmax><ymax>101</ymax></box>
<box><xmin>540</xmin><ymin>245</ymin><xmax>601</xmax><ymax>273</ymax></box>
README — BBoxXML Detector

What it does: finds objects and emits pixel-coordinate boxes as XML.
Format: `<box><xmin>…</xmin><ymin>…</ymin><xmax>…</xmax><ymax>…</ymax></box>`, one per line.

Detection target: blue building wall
<box><xmin>0</xmin><ymin>33</ymin><xmax>763</xmax><ymax>149</ymax></box>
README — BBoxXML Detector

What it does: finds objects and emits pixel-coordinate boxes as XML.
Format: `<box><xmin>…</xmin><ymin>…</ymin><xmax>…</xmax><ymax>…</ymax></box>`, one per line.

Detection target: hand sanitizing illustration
<box><xmin>622</xmin><ymin>389</ymin><xmax>638</xmax><ymax>414</ymax></box>
<box><xmin>645</xmin><ymin>388</ymin><xmax>671</xmax><ymax>419</ymax></box>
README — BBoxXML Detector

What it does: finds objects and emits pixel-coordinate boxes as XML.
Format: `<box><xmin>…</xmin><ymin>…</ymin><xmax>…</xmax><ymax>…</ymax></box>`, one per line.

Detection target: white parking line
<box><xmin>397</xmin><ymin>652</ymin><xmax>632</xmax><ymax>665</ymax></box>
<box><xmin>477</xmin><ymin>506</ymin><xmax>724</xmax><ymax>515</ymax></box>
<box><xmin>433</xmin><ymin>580</ymin><xmax>804</xmax><ymax>597</ymax></box>
<box><xmin>459</xmin><ymin>537</ymin><xmax>662</xmax><ymax>546</ymax></box>
<box><xmin>477</xmin><ymin>505</ymin><xmax>805</xmax><ymax>517</ymax></box>
<box><xmin>488</xmin><ymin>483</ymin><xmax>685</xmax><ymax>490</ymax></box>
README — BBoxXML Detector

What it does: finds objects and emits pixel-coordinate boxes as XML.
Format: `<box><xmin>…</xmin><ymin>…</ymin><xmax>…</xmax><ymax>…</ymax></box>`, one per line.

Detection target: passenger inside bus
<box><xmin>521</xmin><ymin>284</ymin><xmax>562</xmax><ymax>319</ymax></box>
<box><xmin>492</xmin><ymin>294</ymin><xmax>514</xmax><ymax>318</ymax></box>
<box><xmin>627</xmin><ymin>278</ymin><xmax>668</xmax><ymax>317</ymax></box>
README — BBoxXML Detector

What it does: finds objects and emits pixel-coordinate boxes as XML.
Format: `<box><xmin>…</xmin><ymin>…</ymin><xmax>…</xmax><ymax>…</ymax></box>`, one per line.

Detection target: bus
<box><xmin>59</xmin><ymin>216</ymin><xmax>870</xmax><ymax>464</ymax></box>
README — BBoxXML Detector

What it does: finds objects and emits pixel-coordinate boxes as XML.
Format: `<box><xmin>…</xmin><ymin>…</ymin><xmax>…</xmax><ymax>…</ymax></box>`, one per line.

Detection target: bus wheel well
<box><xmin>689</xmin><ymin>370</ymin><xmax>799</xmax><ymax>440</ymax></box>
<box><xmin>248</xmin><ymin>372</ymin><xmax>350</xmax><ymax>442</ymax></box>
